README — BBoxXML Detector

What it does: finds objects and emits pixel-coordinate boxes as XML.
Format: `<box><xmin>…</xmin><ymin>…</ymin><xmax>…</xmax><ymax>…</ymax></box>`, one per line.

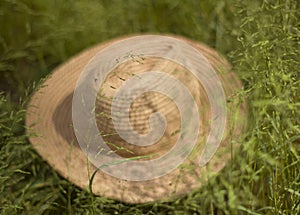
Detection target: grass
<box><xmin>0</xmin><ymin>0</ymin><xmax>299</xmax><ymax>214</ymax></box>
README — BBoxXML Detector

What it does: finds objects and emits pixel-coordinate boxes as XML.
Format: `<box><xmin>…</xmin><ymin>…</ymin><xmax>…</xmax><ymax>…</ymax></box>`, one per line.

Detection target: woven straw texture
<box><xmin>26</xmin><ymin>35</ymin><xmax>247</xmax><ymax>203</ymax></box>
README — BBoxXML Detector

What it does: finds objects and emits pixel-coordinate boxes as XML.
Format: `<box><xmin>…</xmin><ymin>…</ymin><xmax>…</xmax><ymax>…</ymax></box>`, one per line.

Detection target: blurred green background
<box><xmin>0</xmin><ymin>0</ymin><xmax>299</xmax><ymax>214</ymax></box>
<box><xmin>0</xmin><ymin>0</ymin><xmax>239</xmax><ymax>98</ymax></box>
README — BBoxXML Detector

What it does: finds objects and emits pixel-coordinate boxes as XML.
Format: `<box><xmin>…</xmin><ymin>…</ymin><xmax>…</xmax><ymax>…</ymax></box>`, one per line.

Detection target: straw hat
<box><xmin>26</xmin><ymin>35</ymin><xmax>247</xmax><ymax>203</ymax></box>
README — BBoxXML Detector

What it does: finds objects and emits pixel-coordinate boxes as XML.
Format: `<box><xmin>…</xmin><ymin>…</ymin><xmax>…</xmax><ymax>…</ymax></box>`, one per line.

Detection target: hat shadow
<box><xmin>52</xmin><ymin>93</ymin><xmax>80</xmax><ymax>149</ymax></box>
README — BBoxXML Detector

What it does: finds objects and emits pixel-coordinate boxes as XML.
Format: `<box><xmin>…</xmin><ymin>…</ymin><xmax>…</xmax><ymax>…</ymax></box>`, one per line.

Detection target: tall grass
<box><xmin>0</xmin><ymin>0</ymin><xmax>299</xmax><ymax>214</ymax></box>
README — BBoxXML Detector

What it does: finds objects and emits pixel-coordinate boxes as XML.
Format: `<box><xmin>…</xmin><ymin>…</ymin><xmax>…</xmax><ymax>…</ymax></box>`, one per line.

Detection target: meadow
<box><xmin>0</xmin><ymin>0</ymin><xmax>299</xmax><ymax>214</ymax></box>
